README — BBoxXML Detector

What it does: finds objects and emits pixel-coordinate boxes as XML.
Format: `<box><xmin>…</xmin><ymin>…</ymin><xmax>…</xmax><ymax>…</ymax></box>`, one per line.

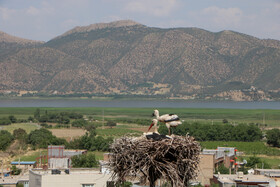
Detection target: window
<box><xmin>24</xmin><ymin>181</ymin><xmax>29</xmax><ymax>187</ymax></box>
<box><xmin>82</xmin><ymin>184</ymin><xmax>94</xmax><ymax>187</ymax></box>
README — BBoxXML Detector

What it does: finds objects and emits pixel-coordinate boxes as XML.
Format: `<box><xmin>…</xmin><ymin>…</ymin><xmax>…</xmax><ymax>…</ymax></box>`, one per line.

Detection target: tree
<box><xmin>10</xmin><ymin>165</ymin><xmax>21</xmax><ymax>175</ymax></box>
<box><xmin>28</xmin><ymin>116</ymin><xmax>34</xmax><ymax>122</ymax></box>
<box><xmin>13</xmin><ymin>128</ymin><xmax>27</xmax><ymax>140</ymax></box>
<box><xmin>222</xmin><ymin>119</ymin><xmax>228</xmax><ymax>124</ymax></box>
<box><xmin>84</xmin><ymin>124</ymin><xmax>96</xmax><ymax>132</ymax></box>
<box><xmin>0</xmin><ymin>118</ymin><xmax>11</xmax><ymax>125</ymax></box>
<box><xmin>115</xmin><ymin>182</ymin><xmax>133</xmax><ymax>187</ymax></box>
<box><xmin>38</xmin><ymin>115</ymin><xmax>49</xmax><ymax>123</ymax></box>
<box><xmin>72</xmin><ymin>119</ymin><xmax>88</xmax><ymax>128</ymax></box>
<box><xmin>266</xmin><ymin>129</ymin><xmax>280</xmax><ymax>147</ymax></box>
<box><xmin>215</xmin><ymin>164</ymin><xmax>229</xmax><ymax>174</ymax></box>
<box><xmin>13</xmin><ymin>128</ymin><xmax>28</xmax><ymax>148</ymax></box>
<box><xmin>66</xmin><ymin>130</ymin><xmax>112</xmax><ymax>152</ymax></box>
<box><xmin>0</xmin><ymin>130</ymin><xmax>14</xmax><ymax>151</ymax></box>
<box><xmin>106</xmin><ymin>121</ymin><xmax>117</xmax><ymax>128</ymax></box>
<box><xmin>246</xmin><ymin>156</ymin><xmax>270</xmax><ymax>169</ymax></box>
<box><xmin>71</xmin><ymin>153</ymin><xmax>98</xmax><ymax>168</ymax></box>
<box><xmin>34</xmin><ymin>108</ymin><xmax>40</xmax><ymax>120</ymax></box>
<box><xmin>28</xmin><ymin>128</ymin><xmax>67</xmax><ymax>148</ymax></box>
<box><xmin>8</xmin><ymin>115</ymin><xmax>17</xmax><ymax>123</ymax></box>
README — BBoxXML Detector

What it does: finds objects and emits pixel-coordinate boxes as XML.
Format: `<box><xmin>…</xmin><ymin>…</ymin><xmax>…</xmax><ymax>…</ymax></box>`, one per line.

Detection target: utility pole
<box><xmin>1</xmin><ymin>160</ymin><xmax>3</xmax><ymax>179</ymax></box>
<box><xmin>102</xmin><ymin>109</ymin><xmax>104</xmax><ymax>129</ymax></box>
<box><xmin>262</xmin><ymin>112</ymin><xmax>265</xmax><ymax>125</ymax></box>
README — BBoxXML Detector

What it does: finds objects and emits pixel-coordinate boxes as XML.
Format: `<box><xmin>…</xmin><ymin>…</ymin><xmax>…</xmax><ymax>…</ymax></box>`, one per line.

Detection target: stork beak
<box><xmin>148</xmin><ymin>123</ymin><xmax>154</xmax><ymax>131</ymax></box>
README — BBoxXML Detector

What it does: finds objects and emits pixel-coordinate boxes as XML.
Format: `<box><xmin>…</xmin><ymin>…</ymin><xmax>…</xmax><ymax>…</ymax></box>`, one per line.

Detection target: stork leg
<box><xmin>168</xmin><ymin>128</ymin><xmax>171</xmax><ymax>136</ymax></box>
<box><xmin>166</xmin><ymin>123</ymin><xmax>171</xmax><ymax>136</ymax></box>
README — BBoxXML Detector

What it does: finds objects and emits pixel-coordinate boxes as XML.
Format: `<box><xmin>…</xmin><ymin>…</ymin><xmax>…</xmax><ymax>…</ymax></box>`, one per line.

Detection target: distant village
<box><xmin>0</xmin><ymin>85</ymin><xmax>279</xmax><ymax>101</ymax></box>
<box><xmin>1</xmin><ymin>145</ymin><xmax>280</xmax><ymax>187</ymax></box>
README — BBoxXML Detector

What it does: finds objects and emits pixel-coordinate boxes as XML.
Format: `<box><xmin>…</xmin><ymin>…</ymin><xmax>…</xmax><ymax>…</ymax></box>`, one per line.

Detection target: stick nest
<box><xmin>109</xmin><ymin>134</ymin><xmax>201</xmax><ymax>187</ymax></box>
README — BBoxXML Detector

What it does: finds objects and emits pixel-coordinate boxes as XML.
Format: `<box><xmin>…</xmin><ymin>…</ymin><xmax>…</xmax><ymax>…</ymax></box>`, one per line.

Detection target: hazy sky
<box><xmin>0</xmin><ymin>0</ymin><xmax>280</xmax><ymax>41</ymax></box>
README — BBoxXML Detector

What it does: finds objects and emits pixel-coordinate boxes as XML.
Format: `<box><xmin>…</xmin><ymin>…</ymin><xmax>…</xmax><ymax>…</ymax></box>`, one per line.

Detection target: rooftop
<box><xmin>0</xmin><ymin>174</ymin><xmax>29</xmax><ymax>185</ymax></box>
<box><xmin>214</xmin><ymin>174</ymin><xmax>273</xmax><ymax>184</ymax></box>
<box><xmin>30</xmin><ymin>168</ymin><xmax>103</xmax><ymax>176</ymax></box>
<box><xmin>11</xmin><ymin>161</ymin><xmax>36</xmax><ymax>165</ymax></box>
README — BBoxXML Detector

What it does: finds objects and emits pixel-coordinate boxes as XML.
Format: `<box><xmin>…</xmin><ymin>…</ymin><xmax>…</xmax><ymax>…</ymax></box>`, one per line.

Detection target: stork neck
<box><xmin>154</xmin><ymin>110</ymin><xmax>160</xmax><ymax>119</ymax></box>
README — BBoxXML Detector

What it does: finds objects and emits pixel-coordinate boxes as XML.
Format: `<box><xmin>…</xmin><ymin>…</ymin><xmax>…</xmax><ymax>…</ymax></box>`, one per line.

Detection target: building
<box><xmin>213</xmin><ymin>172</ymin><xmax>276</xmax><ymax>187</ymax></box>
<box><xmin>29</xmin><ymin>168</ymin><xmax>111</xmax><ymax>187</ymax></box>
<box><xmin>196</xmin><ymin>147</ymin><xmax>238</xmax><ymax>186</ymax></box>
<box><xmin>197</xmin><ymin>153</ymin><xmax>215</xmax><ymax>186</ymax></box>
<box><xmin>0</xmin><ymin>169</ymin><xmax>11</xmax><ymax>177</ymax></box>
<box><xmin>255</xmin><ymin>169</ymin><xmax>280</xmax><ymax>186</ymax></box>
<box><xmin>0</xmin><ymin>174</ymin><xmax>29</xmax><ymax>187</ymax></box>
<box><xmin>202</xmin><ymin>147</ymin><xmax>237</xmax><ymax>168</ymax></box>
<box><xmin>11</xmin><ymin>161</ymin><xmax>36</xmax><ymax>170</ymax></box>
<box><xmin>36</xmin><ymin>145</ymin><xmax>87</xmax><ymax>169</ymax></box>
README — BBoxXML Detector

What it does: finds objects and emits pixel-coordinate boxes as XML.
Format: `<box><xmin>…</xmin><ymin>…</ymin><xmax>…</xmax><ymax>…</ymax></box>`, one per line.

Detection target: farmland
<box><xmin>50</xmin><ymin>128</ymin><xmax>87</xmax><ymax>141</ymax></box>
<box><xmin>200</xmin><ymin>141</ymin><xmax>280</xmax><ymax>156</ymax></box>
<box><xmin>0</xmin><ymin>107</ymin><xmax>279</xmax><ymax>127</ymax></box>
<box><xmin>1</xmin><ymin>107</ymin><xmax>280</xmax><ymax>168</ymax></box>
<box><xmin>1</xmin><ymin>123</ymin><xmax>39</xmax><ymax>133</ymax></box>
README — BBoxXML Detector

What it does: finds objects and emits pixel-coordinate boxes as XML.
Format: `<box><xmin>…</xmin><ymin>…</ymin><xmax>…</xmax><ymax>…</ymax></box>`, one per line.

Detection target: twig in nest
<box><xmin>109</xmin><ymin>134</ymin><xmax>200</xmax><ymax>187</ymax></box>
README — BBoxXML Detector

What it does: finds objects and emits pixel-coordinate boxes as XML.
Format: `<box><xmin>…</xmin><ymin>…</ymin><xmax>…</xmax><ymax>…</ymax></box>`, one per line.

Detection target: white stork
<box><xmin>147</xmin><ymin>119</ymin><xmax>159</xmax><ymax>134</ymax></box>
<box><xmin>152</xmin><ymin>109</ymin><xmax>182</xmax><ymax>135</ymax></box>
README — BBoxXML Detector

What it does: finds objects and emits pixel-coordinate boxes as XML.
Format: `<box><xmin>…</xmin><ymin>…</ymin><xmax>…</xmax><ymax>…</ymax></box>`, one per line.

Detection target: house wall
<box><xmin>41</xmin><ymin>172</ymin><xmax>111</xmax><ymax>187</ymax></box>
<box><xmin>197</xmin><ymin>154</ymin><xmax>214</xmax><ymax>186</ymax></box>
<box><xmin>48</xmin><ymin>158</ymin><xmax>69</xmax><ymax>169</ymax></box>
<box><xmin>30</xmin><ymin>169</ymin><xmax>111</xmax><ymax>187</ymax></box>
<box><xmin>12</xmin><ymin>164</ymin><xmax>35</xmax><ymax>170</ymax></box>
<box><xmin>29</xmin><ymin>170</ymin><xmax>42</xmax><ymax>187</ymax></box>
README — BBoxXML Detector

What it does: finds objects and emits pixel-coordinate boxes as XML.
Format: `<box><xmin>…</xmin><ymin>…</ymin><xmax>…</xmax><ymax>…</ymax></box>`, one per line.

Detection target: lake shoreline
<box><xmin>0</xmin><ymin>98</ymin><xmax>280</xmax><ymax>109</ymax></box>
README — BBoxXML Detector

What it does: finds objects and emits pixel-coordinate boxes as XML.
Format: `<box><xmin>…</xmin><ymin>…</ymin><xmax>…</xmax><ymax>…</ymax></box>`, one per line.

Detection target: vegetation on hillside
<box><xmin>0</xmin><ymin>130</ymin><xmax>14</xmax><ymax>150</ymax></box>
<box><xmin>1</xmin><ymin>21</ymin><xmax>280</xmax><ymax>100</ymax></box>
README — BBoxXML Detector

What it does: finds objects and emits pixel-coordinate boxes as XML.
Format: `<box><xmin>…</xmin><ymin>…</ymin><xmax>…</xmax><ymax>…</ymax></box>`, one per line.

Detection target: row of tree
<box><xmin>67</xmin><ymin>130</ymin><xmax>113</xmax><ymax>152</ymax></box>
<box><xmin>0</xmin><ymin>128</ymin><xmax>68</xmax><ymax>151</ymax></box>
<box><xmin>0</xmin><ymin>127</ymin><xmax>113</xmax><ymax>152</ymax></box>
<box><xmin>159</xmin><ymin>122</ymin><xmax>263</xmax><ymax>142</ymax></box>
<box><xmin>0</xmin><ymin>115</ymin><xmax>19</xmax><ymax>125</ymax></box>
<box><xmin>34</xmin><ymin>109</ymin><xmax>83</xmax><ymax>124</ymax></box>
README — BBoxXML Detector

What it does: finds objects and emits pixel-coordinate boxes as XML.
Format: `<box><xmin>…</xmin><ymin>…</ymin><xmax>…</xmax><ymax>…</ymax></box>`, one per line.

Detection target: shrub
<box><xmin>71</xmin><ymin>153</ymin><xmax>98</xmax><ymax>168</ymax></box>
<box><xmin>0</xmin><ymin>118</ymin><xmax>11</xmax><ymax>125</ymax></box>
<box><xmin>0</xmin><ymin>130</ymin><xmax>14</xmax><ymax>151</ymax></box>
<box><xmin>266</xmin><ymin>129</ymin><xmax>280</xmax><ymax>147</ymax></box>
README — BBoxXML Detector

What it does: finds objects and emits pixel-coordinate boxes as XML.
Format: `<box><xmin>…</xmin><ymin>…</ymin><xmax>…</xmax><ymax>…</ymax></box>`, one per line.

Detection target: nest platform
<box><xmin>109</xmin><ymin>134</ymin><xmax>201</xmax><ymax>187</ymax></box>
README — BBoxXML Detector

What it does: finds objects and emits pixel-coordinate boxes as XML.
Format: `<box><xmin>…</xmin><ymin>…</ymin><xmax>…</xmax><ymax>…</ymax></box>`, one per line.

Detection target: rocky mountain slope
<box><xmin>0</xmin><ymin>20</ymin><xmax>279</xmax><ymax>101</ymax></box>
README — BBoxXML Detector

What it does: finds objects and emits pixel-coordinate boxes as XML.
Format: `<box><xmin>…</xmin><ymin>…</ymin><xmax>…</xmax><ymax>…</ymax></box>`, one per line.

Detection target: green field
<box><xmin>1</xmin><ymin>107</ymin><xmax>278</xmax><ymax>169</ymax></box>
<box><xmin>2</xmin><ymin>123</ymin><xmax>40</xmax><ymax>133</ymax></box>
<box><xmin>96</xmin><ymin>128</ymin><xmax>142</xmax><ymax>137</ymax></box>
<box><xmin>14</xmin><ymin>150</ymin><xmax>47</xmax><ymax>162</ymax></box>
<box><xmin>238</xmin><ymin>155</ymin><xmax>280</xmax><ymax>169</ymax></box>
<box><xmin>200</xmin><ymin>141</ymin><xmax>280</xmax><ymax>156</ymax></box>
<box><xmin>0</xmin><ymin>107</ymin><xmax>279</xmax><ymax>126</ymax></box>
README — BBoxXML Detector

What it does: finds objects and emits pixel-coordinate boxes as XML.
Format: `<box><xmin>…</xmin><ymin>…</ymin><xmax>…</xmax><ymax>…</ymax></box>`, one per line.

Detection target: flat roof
<box><xmin>0</xmin><ymin>174</ymin><xmax>29</xmax><ymax>185</ymax></box>
<box><xmin>214</xmin><ymin>174</ymin><xmax>271</xmax><ymax>183</ymax></box>
<box><xmin>11</xmin><ymin>161</ymin><xmax>36</xmax><ymax>165</ymax></box>
<box><xmin>30</xmin><ymin>168</ymin><xmax>102</xmax><ymax>176</ymax></box>
<box><xmin>256</xmin><ymin>169</ymin><xmax>280</xmax><ymax>172</ymax></box>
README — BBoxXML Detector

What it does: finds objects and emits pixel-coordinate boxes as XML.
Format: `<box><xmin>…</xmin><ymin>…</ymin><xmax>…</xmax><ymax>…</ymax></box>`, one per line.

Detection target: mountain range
<box><xmin>0</xmin><ymin>20</ymin><xmax>279</xmax><ymax>101</ymax></box>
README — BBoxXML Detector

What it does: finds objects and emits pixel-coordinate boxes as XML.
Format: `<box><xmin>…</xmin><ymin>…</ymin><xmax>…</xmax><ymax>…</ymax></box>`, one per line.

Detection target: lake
<box><xmin>0</xmin><ymin>98</ymin><xmax>280</xmax><ymax>109</ymax></box>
